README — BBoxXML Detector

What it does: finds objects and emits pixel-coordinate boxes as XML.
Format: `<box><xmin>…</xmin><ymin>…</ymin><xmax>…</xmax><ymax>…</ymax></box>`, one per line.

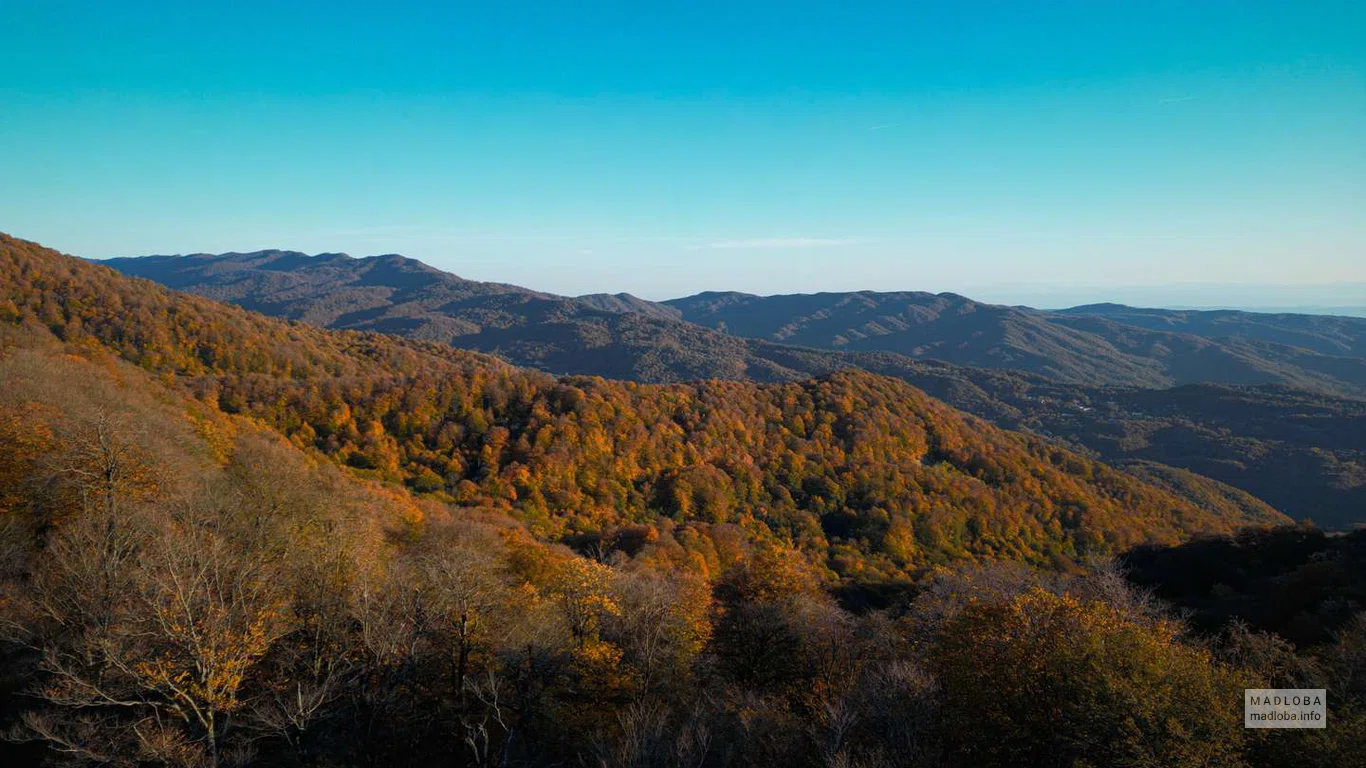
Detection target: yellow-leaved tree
<box><xmin>931</xmin><ymin>587</ymin><xmax>1252</xmax><ymax>768</ymax></box>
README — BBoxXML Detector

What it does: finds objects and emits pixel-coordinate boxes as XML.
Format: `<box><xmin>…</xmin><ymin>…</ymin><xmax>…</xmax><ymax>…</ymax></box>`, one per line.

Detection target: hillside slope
<box><xmin>5</xmin><ymin>234</ymin><xmax>1286</xmax><ymax>580</ymax></box>
<box><xmin>801</xmin><ymin>349</ymin><xmax>1366</xmax><ymax>530</ymax></box>
<box><xmin>99</xmin><ymin>248</ymin><xmax>1364</xmax><ymax>527</ymax></box>
<box><xmin>0</xmin><ymin>299</ymin><xmax>1329</xmax><ymax>768</ymax></box>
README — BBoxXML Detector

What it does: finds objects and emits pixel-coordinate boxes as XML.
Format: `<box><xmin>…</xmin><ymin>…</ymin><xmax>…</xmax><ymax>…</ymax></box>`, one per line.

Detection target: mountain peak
<box><xmin>1061</xmin><ymin>302</ymin><xmax>1134</xmax><ymax>313</ymax></box>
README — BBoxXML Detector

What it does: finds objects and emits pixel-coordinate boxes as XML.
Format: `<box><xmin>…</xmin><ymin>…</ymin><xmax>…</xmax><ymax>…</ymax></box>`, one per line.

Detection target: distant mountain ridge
<box><xmin>109</xmin><ymin>250</ymin><xmax>801</xmax><ymax>382</ymax></box>
<box><xmin>663</xmin><ymin>289</ymin><xmax>1366</xmax><ymax>396</ymax></box>
<box><xmin>109</xmin><ymin>251</ymin><xmax>1366</xmax><ymax>397</ymax></box>
<box><xmin>573</xmin><ymin>291</ymin><xmax>684</xmax><ymax>321</ymax></box>
<box><xmin>1054</xmin><ymin>302</ymin><xmax>1366</xmax><ymax>357</ymax></box>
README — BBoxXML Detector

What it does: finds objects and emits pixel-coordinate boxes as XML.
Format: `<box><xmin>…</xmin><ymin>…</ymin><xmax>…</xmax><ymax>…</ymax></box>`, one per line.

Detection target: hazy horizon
<box><xmin>85</xmin><ymin>245</ymin><xmax>1366</xmax><ymax>315</ymax></box>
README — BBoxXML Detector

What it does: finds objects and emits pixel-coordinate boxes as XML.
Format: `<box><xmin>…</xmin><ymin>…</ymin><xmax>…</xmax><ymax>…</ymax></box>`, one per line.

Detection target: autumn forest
<box><xmin>0</xmin><ymin>233</ymin><xmax>1363</xmax><ymax>767</ymax></box>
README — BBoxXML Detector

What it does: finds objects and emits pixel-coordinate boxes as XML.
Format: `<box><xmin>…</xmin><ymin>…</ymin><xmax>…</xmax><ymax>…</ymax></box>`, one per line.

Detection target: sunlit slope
<box><xmin>4</xmin><ymin>233</ymin><xmax>1286</xmax><ymax>578</ymax></box>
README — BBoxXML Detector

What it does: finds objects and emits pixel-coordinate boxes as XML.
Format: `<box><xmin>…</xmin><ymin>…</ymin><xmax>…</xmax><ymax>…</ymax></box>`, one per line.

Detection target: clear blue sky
<box><xmin>2</xmin><ymin>1</ymin><xmax>1363</xmax><ymax>305</ymax></box>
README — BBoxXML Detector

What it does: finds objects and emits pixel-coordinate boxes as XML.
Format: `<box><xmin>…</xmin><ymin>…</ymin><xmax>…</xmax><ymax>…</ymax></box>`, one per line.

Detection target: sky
<box><xmin>2</xmin><ymin>1</ymin><xmax>1364</xmax><ymax>306</ymax></box>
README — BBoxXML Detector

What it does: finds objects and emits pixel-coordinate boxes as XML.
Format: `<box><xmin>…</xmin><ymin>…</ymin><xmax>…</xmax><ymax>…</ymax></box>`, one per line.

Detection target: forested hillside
<box><xmin>816</xmin><ymin>350</ymin><xmax>1366</xmax><ymax>530</ymax></box>
<box><xmin>1123</xmin><ymin>526</ymin><xmax>1366</xmax><ymax>647</ymax></box>
<box><xmin>102</xmin><ymin>249</ymin><xmax>1366</xmax><ymax>529</ymax></box>
<box><xmin>1</xmin><ymin>233</ymin><xmax>1361</xmax><ymax>766</ymax></box>
<box><xmin>6</xmin><ymin>235</ymin><xmax>1283</xmax><ymax>582</ymax></box>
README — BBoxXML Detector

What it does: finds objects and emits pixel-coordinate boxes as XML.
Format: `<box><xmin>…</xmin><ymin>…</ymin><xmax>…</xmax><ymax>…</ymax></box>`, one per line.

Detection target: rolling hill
<box><xmin>99</xmin><ymin>248</ymin><xmax>1366</xmax><ymax>527</ymax></box>
<box><xmin>4</xmin><ymin>232</ymin><xmax>1289</xmax><ymax>579</ymax></box>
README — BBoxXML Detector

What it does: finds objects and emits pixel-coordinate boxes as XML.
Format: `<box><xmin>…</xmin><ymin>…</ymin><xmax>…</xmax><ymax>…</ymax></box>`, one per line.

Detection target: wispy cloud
<box><xmin>1157</xmin><ymin>95</ymin><xmax>1198</xmax><ymax>104</ymax></box>
<box><xmin>705</xmin><ymin>237</ymin><xmax>866</xmax><ymax>250</ymax></box>
<box><xmin>868</xmin><ymin>124</ymin><xmax>896</xmax><ymax>131</ymax></box>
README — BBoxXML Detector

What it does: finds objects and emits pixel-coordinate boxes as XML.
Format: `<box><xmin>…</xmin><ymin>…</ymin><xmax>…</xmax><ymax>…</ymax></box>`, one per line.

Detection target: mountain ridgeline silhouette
<box><xmin>109</xmin><ymin>250</ymin><xmax>1366</xmax><ymax>395</ymax></box>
